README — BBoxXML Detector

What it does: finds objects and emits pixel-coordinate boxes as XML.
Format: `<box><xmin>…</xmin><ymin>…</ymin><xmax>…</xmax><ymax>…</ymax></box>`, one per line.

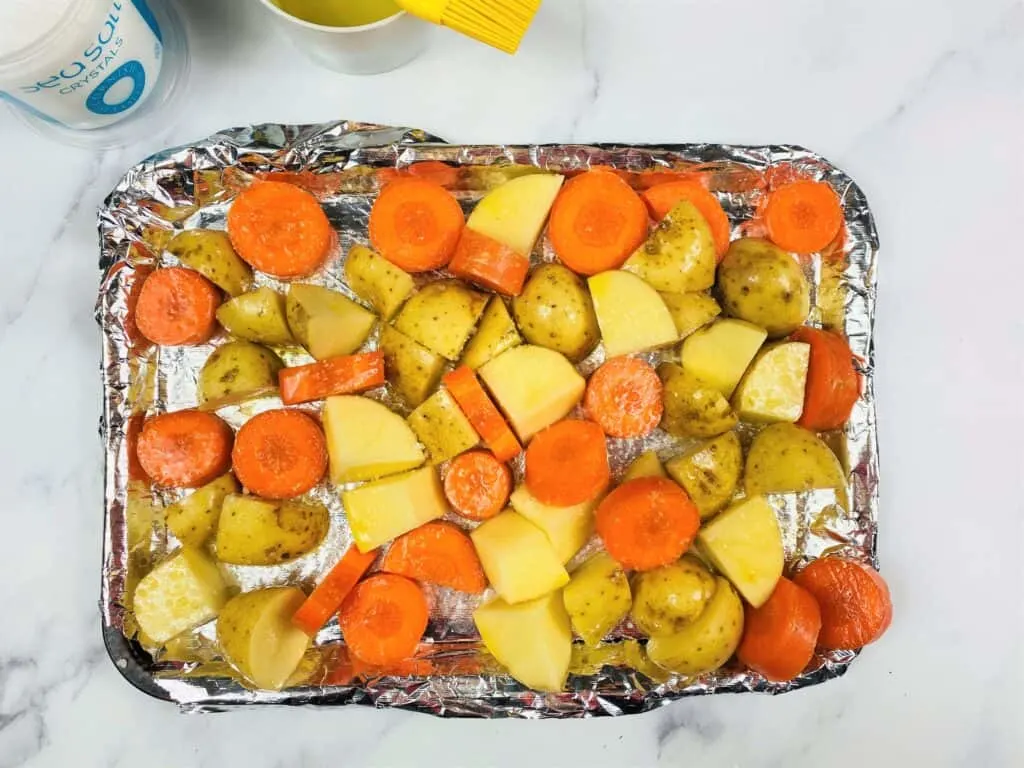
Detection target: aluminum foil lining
<box><xmin>96</xmin><ymin>121</ymin><xmax>880</xmax><ymax>717</ymax></box>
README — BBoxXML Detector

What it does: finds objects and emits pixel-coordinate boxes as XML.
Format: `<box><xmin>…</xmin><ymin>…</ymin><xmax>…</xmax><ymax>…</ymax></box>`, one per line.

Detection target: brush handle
<box><xmin>394</xmin><ymin>0</ymin><xmax>446</xmax><ymax>24</ymax></box>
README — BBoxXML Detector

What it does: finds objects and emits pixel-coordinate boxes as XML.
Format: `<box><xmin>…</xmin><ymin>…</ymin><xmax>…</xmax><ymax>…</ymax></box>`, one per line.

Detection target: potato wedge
<box><xmin>658</xmin><ymin>362</ymin><xmax>738</xmax><ymax>438</ymax></box>
<box><xmin>562</xmin><ymin>552</ymin><xmax>632</xmax><ymax>646</ymax></box>
<box><xmin>461</xmin><ymin>297</ymin><xmax>522</xmax><ymax>370</ymax></box>
<box><xmin>344</xmin><ymin>243</ymin><xmax>415</xmax><ymax>320</ymax></box>
<box><xmin>133</xmin><ymin>548</ymin><xmax>227</xmax><ymax>644</ymax></box>
<box><xmin>588</xmin><ymin>270</ymin><xmax>677</xmax><ymax>358</ymax></box>
<box><xmin>286</xmin><ymin>284</ymin><xmax>376</xmax><ymax>360</ymax></box>
<box><xmin>166</xmin><ymin>473</ymin><xmax>238</xmax><ymax>547</ymax></box>
<box><xmin>659</xmin><ymin>292</ymin><xmax>721</xmax><ymax>338</ymax></box>
<box><xmin>631</xmin><ymin>557</ymin><xmax>717</xmax><ymax>636</ymax></box>
<box><xmin>342</xmin><ymin>466</ymin><xmax>447</xmax><ymax>552</ymax></box>
<box><xmin>393</xmin><ymin>280</ymin><xmax>488</xmax><ymax>360</ymax></box>
<box><xmin>508</xmin><ymin>485</ymin><xmax>595</xmax><ymax>564</ymax></box>
<box><xmin>407</xmin><ymin>388</ymin><xmax>479</xmax><ymax>464</ymax></box>
<box><xmin>623</xmin><ymin>200</ymin><xmax>716</xmax><ymax>293</ymax></box>
<box><xmin>215</xmin><ymin>495</ymin><xmax>329</xmax><ymax>565</ymax></box>
<box><xmin>733</xmin><ymin>342</ymin><xmax>810</xmax><ymax>423</ymax></box>
<box><xmin>323</xmin><ymin>395</ymin><xmax>425</xmax><ymax>483</ymax></box>
<box><xmin>198</xmin><ymin>341</ymin><xmax>283</xmax><ymax>408</ymax></box>
<box><xmin>168</xmin><ymin>229</ymin><xmax>252</xmax><ymax>297</ymax></box>
<box><xmin>378</xmin><ymin>324</ymin><xmax>446</xmax><ymax>407</ymax></box>
<box><xmin>698</xmin><ymin>495</ymin><xmax>783</xmax><ymax>608</ymax></box>
<box><xmin>680</xmin><ymin>319</ymin><xmax>767</xmax><ymax>399</ymax></box>
<box><xmin>622</xmin><ymin>450</ymin><xmax>667</xmax><ymax>482</ymax></box>
<box><xmin>216</xmin><ymin>287</ymin><xmax>293</xmax><ymax>345</ymax></box>
<box><xmin>718</xmin><ymin>238</ymin><xmax>810</xmax><ymax>337</ymax></box>
<box><xmin>665</xmin><ymin>432</ymin><xmax>743</xmax><ymax>519</ymax></box>
<box><xmin>514</xmin><ymin>264</ymin><xmax>600</xmax><ymax>362</ymax></box>
<box><xmin>217</xmin><ymin>587</ymin><xmax>311</xmax><ymax>690</ymax></box>
<box><xmin>745</xmin><ymin>423</ymin><xmax>848</xmax><ymax>509</ymax></box>
<box><xmin>471</xmin><ymin>511</ymin><xmax>569</xmax><ymax>604</ymax></box>
<box><xmin>466</xmin><ymin>174</ymin><xmax>564</xmax><ymax>256</ymax></box>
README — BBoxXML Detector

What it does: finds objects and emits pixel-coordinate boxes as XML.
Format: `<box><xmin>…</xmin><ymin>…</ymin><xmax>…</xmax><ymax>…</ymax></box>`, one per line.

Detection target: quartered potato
<box><xmin>323</xmin><ymin>395</ymin><xmax>425</xmax><ymax>483</ymax></box>
<box><xmin>513</xmin><ymin>264</ymin><xmax>600</xmax><ymax>362</ymax></box>
<box><xmin>133</xmin><ymin>548</ymin><xmax>227</xmax><ymax>644</ymax></box>
<box><xmin>165</xmin><ymin>473</ymin><xmax>238</xmax><ymax>547</ymax></box>
<box><xmin>717</xmin><ymin>238</ymin><xmax>810</xmax><ymax>337</ymax></box>
<box><xmin>631</xmin><ymin>557</ymin><xmax>717</xmax><ymax>636</ymax></box>
<box><xmin>286</xmin><ymin>283</ymin><xmax>376</xmax><ymax>360</ymax></box>
<box><xmin>460</xmin><ymin>297</ymin><xmax>522</xmax><ymax>370</ymax></box>
<box><xmin>198</xmin><ymin>341</ymin><xmax>283</xmax><ymax>408</ymax></box>
<box><xmin>509</xmin><ymin>485</ymin><xmax>596</xmax><ymax>565</ymax></box>
<box><xmin>216</xmin><ymin>287</ymin><xmax>294</xmax><ymax>345</ymax></box>
<box><xmin>168</xmin><ymin>229</ymin><xmax>252</xmax><ymax>297</ymax></box>
<box><xmin>466</xmin><ymin>173</ymin><xmax>564</xmax><ymax>257</ymax></box>
<box><xmin>342</xmin><ymin>466</ymin><xmax>446</xmax><ymax>553</ymax></box>
<box><xmin>407</xmin><ymin>388</ymin><xmax>479</xmax><ymax>464</ymax></box>
<box><xmin>344</xmin><ymin>243</ymin><xmax>415</xmax><ymax>320</ymax></box>
<box><xmin>659</xmin><ymin>292</ymin><xmax>721</xmax><ymax>338</ymax></box>
<box><xmin>588</xmin><ymin>270</ymin><xmax>677</xmax><ymax>358</ymax></box>
<box><xmin>679</xmin><ymin>319</ymin><xmax>767</xmax><ymax>399</ymax></box>
<box><xmin>378</xmin><ymin>324</ymin><xmax>446</xmax><ymax>407</ymax></box>
<box><xmin>622</xmin><ymin>450</ymin><xmax>667</xmax><ymax>482</ymax></box>
<box><xmin>623</xmin><ymin>200</ymin><xmax>716</xmax><ymax>293</ymax></box>
<box><xmin>215</xmin><ymin>495</ymin><xmax>329</xmax><ymax>566</ymax></box>
<box><xmin>471</xmin><ymin>511</ymin><xmax>569</xmax><ymax>604</ymax></box>
<box><xmin>393</xmin><ymin>280</ymin><xmax>488</xmax><ymax>360</ymax></box>
<box><xmin>562</xmin><ymin>552</ymin><xmax>632</xmax><ymax>646</ymax></box>
<box><xmin>665</xmin><ymin>432</ymin><xmax>743</xmax><ymax>519</ymax></box>
<box><xmin>745</xmin><ymin>423</ymin><xmax>849</xmax><ymax>509</ymax></box>
<box><xmin>657</xmin><ymin>362</ymin><xmax>738</xmax><ymax>439</ymax></box>
<box><xmin>733</xmin><ymin>342</ymin><xmax>810</xmax><ymax>423</ymax></box>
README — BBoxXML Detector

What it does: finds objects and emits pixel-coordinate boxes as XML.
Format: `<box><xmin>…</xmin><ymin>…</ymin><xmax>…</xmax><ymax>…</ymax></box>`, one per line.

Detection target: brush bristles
<box><xmin>441</xmin><ymin>0</ymin><xmax>541</xmax><ymax>54</ymax></box>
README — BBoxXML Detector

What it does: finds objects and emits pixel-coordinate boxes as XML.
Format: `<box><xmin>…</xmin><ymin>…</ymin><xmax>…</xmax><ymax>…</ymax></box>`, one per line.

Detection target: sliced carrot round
<box><xmin>136</xmin><ymin>410</ymin><xmax>233</xmax><ymax>488</ymax></box>
<box><xmin>525</xmin><ymin>419</ymin><xmax>609</xmax><ymax>506</ymax></box>
<box><xmin>227</xmin><ymin>181</ymin><xmax>334</xmax><ymax>279</ymax></box>
<box><xmin>134</xmin><ymin>267</ymin><xmax>220</xmax><ymax>346</ymax></box>
<box><xmin>584</xmin><ymin>357</ymin><xmax>663</xmax><ymax>438</ymax></box>
<box><xmin>381</xmin><ymin>521</ymin><xmax>487</xmax><ymax>594</ymax></box>
<box><xmin>641</xmin><ymin>181</ymin><xmax>731</xmax><ymax>259</ymax></box>
<box><xmin>340</xmin><ymin>574</ymin><xmax>429</xmax><ymax>666</ymax></box>
<box><xmin>790</xmin><ymin>327</ymin><xmax>860</xmax><ymax>431</ymax></box>
<box><xmin>793</xmin><ymin>557</ymin><xmax>892</xmax><ymax>651</ymax></box>
<box><xmin>765</xmin><ymin>180</ymin><xmax>843</xmax><ymax>254</ymax></box>
<box><xmin>444</xmin><ymin>450</ymin><xmax>511</xmax><ymax>521</ymax></box>
<box><xmin>369</xmin><ymin>178</ymin><xmax>464</xmax><ymax>272</ymax></box>
<box><xmin>548</xmin><ymin>170</ymin><xmax>649</xmax><ymax>275</ymax></box>
<box><xmin>231</xmin><ymin>409</ymin><xmax>327</xmax><ymax>499</ymax></box>
<box><xmin>737</xmin><ymin>577</ymin><xmax>822</xmax><ymax>681</ymax></box>
<box><xmin>595</xmin><ymin>477</ymin><xmax>699</xmax><ymax>571</ymax></box>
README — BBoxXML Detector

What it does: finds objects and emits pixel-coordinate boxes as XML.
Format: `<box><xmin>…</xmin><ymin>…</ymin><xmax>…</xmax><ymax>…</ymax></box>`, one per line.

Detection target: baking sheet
<box><xmin>97</xmin><ymin>120</ymin><xmax>880</xmax><ymax>716</ymax></box>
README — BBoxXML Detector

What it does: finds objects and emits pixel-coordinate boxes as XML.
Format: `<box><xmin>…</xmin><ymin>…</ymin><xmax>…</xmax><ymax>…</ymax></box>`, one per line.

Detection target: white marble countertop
<box><xmin>1</xmin><ymin>0</ymin><xmax>1022</xmax><ymax>765</ymax></box>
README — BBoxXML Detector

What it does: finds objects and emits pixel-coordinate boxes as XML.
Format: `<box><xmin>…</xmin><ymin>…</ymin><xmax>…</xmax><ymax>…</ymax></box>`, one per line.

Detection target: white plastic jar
<box><xmin>0</xmin><ymin>0</ymin><xmax>166</xmax><ymax>130</ymax></box>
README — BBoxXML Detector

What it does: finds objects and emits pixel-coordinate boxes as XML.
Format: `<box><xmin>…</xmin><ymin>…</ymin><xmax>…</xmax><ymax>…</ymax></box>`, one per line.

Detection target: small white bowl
<box><xmin>257</xmin><ymin>1</ymin><xmax>430</xmax><ymax>75</ymax></box>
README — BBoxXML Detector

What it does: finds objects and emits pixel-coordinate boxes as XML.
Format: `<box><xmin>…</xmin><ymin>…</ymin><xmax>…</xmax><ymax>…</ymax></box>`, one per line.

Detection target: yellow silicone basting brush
<box><xmin>397</xmin><ymin>0</ymin><xmax>541</xmax><ymax>54</ymax></box>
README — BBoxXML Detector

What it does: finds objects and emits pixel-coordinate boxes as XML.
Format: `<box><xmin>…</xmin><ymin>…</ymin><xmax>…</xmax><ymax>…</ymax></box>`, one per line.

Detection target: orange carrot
<box><xmin>595</xmin><ymin>477</ymin><xmax>699</xmax><ymax>571</ymax></box>
<box><xmin>443</xmin><ymin>367</ymin><xmax>522</xmax><ymax>462</ymax></box>
<box><xmin>641</xmin><ymin>181</ymin><xmax>731</xmax><ymax>258</ymax></box>
<box><xmin>790</xmin><ymin>328</ymin><xmax>860</xmax><ymax>431</ymax></box>
<box><xmin>125</xmin><ymin>412</ymin><xmax>149</xmax><ymax>482</ymax></box>
<box><xmin>340</xmin><ymin>574</ymin><xmax>429</xmax><ymax>666</ymax></box>
<box><xmin>793</xmin><ymin>557</ymin><xmax>892</xmax><ymax>651</ymax></box>
<box><xmin>737</xmin><ymin>577</ymin><xmax>822</xmax><ymax>681</ymax></box>
<box><xmin>381</xmin><ymin>521</ymin><xmax>487</xmax><ymax>594</ymax></box>
<box><xmin>292</xmin><ymin>546</ymin><xmax>378</xmax><ymax>636</ymax></box>
<box><xmin>368</xmin><ymin>178</ymin><xmax>464</xmax><ymax>272</ymax></box>
<box><xmin>525</xmin><ymin>419</ymin><xmax>610</xmax><ymax>506</ymax></box>
<box><xmin>443</xmin><ymin>450</ymin><xmax>511</xmax><ymax>521</ymax></box>
<box><xmin>448</xmin><ymin>228</ymin><xmax>531</xmax><ymax>296</ymax></box>
<box><xmin>548</xmin><ymin>170</ymin><xmax>649</xmax><ymax>275</ymax></box>
<box><xmin>134</xmin><ymin>267</ymin><xmax>220</xmax><ymax>346</ymax></box>
<box><xmin>136</xmin><ymin>410</ymin><xmax>233</xmax><ymax>488</ymax></box>
<box><xmin>764</xmin><ymin>180</ymin><xmax>844</xmax><ymax>254</ymax></box>
<box><xmin>231</xmin><ymin>409</ymin><xmax>327</xmax><ymax>499</ymax></box>
<box><xmin>278</xmin><ymin>352</ymin><xmax>385</xmax><ymax>405</ymax></box>
<box><xmin>584</xmin><ymin>357</ymin><xmax>663</xmax><ymax>438</ymax></box>
<box><xmin>227</xmin><ymin>181</ymin><xmax>334</xmax><ymax>278</ymax></box>
<box><xmin>377</xmin><ymin>161</ymin><xmax>461</xmax><ymax>190</ymax></box>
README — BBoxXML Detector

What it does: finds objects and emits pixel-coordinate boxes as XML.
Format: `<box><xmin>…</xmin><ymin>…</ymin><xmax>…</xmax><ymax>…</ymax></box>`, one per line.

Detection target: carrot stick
<box><xmin>448</xmin><ymin>228</ymin><xmax>531</xmax><ymax>296</ymax></box>
<box><xmin>381</xmin><ymin>521</ymin><xmax>487</xmax><ymax>594</ymax></box>
<box><xmin>584</xmin><ymin>358</ymin><xmax>663</xmax><ymax>438</ymax></box>
<box><xmin>292</xmin><ymin>546</ymin><xmax>378</xmax><ymax>636</ymax></box>
<box><xmin>443</xmin><ymin>367</ymin><xmax>522</xmax><ymax>462</ymax></box>
<box><xmin>790</xmin><ymin>328</ymin><xmax>860</xmax><ymax>431</ymax></box>
<box><xmin>340</xmin><ymin>574</ymin><xmax>429</xmax><ymax>666</ymax></box>
<box><xmin>278</xmin><ymin>352</ymin><xmax>385</xmax><ymax>405</ymax></box>
<box><xmin>377</xmin><ymin>161</ymin><xmax>461</xmax><ymax>190</ymax></box>
<box><xmin>595</xmin><ymin>477</ymin><xmax>700</xmax><ymax>571</ymax></box>
<box><xmin>443</xmin><ymin>450</ymin><xmax>511</xmax><ymax>521</ymax></box>
<box><xmin>737</xmin><ymin>577</ymin><xmax>822</xmax><ymax>681</ymax></box>
<box><xmin>548</xmin><ymin>170</ymin><xmax>649</xmax><ymax>275</ymax></box>
<box><xmin>227</xmin><ymin>181</ymin><xmax>334</xmax><ymax>278</ymax></box>
<box><xmin>793</xmin><ymin>557</ymin><xmax>892</xmax><ymax>651</ymax></box>
<box><xmin>369</xmin><ymin>178</ymin><xmax>464</xmax><ymax>272</ymax></box>
<box><xmin>134</xmin><ymin>267</ymin><xmax>220</xmax><ymax>346</ymax></box>
<box><xmin>641</xmin><ymin>181</ymin><xmax>731</xmax><ymax>258</ymax></box>
<box><xmin>136</xmin><ymin>410</ymin><xmax>233</xmax><ymax>488</ymax></box>
<box><xmin>524</xmin><ymin>419</ymin><xmax>610</xmax><ymax>506</ymax></box>
<box><xmin>231</xmin><ymin>409</ymin><xmax>327</xmax><ymax>499</ymax></box>
<box><xmin>764</xmin><ymin>180</ymin><xmax>844</xmax><ymax>254</ymax></box>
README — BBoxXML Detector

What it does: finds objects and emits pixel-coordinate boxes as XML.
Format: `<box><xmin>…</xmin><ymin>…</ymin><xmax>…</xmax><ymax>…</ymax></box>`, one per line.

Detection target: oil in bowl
<box><xmin>273</xmin><ymin>0</ymin><xmax>402</xmax><ymax>27</ymax></box>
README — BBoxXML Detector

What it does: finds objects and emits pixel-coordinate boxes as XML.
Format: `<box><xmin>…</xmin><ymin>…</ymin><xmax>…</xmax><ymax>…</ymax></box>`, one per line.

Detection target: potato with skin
<box><xmin>217</xmin><ymin>587</ymin><xmax>312</xmax><ymax>691</ymax></box>
<box><xmin>658</xmin><ymin>362</ymin><xmax>738</xmax><ymax>438</ymax></box>
<box><xmin>165</xmin><ymin>473</ymin><xmax>238</xmax><ymax>547</ymax></box>
<box><xmin>717</xmin><ymin>238</ymin><xmax>810</xmax><ymax>337</ymax></box>
<box><xmin>407</xmin><ymin>389</ymin><xmax>479</xmax><ymax>464</ymax></box>
<box><xmin>461</xmin><ymin>297</ymin><xmax>522</xmax><ymax>370</ymax></box>
<box><xmin>665</xmin><ymin>432</ymin><xmax>743</xmax><ymax>519</ymax></box>
<box><xmin>215</xmin><ymin>496</ymin><xmax>329</xmax><ymax>566</ymax></box>
<box><xmin>344</xmin><ymin>243</ymin><xmax>415</xmax><ymax>320</ymax></box>
<box><xmin>631</xmin><ymin>557</ymin><xmax>717</xmax><ymax>636</ymax></box>
<box><xmin>745</xmin><ymin>423</ymin><xmax>848</xmax><ymax>509</ymax></box>
<box><xmin>514</xmin><ymin>264</ymin><xmax>600</xmax><ymax>362</ymax></box>
<box><xmin>562</xmin><ymin>552</ymin><xmax>632</xmax><ymax>646</ymax></box>
<box><xmin>378</xmin><ymin>324</ymin><xmax>446</xmax><ymax>407</ymax></box>
<box><xmin>133</xmin><ymin>548</ymin><xmax>227</xmax><ymax>644</ymax></box>
<box><xmin>216</xmin><ymin>287</ymin><xmax>294</xmax><ymax>345</ymax></box>
<box><xmin>659</xmin><ymin>292</ymin><xmax>721</xmax><ymax>338</ymax></box>
<box><xmin>198</xmin><ymin>341</ymin><xmax>283</xmax><ymax>408</ymax></box>
<box><xmin>394</xmin><ymin>280</ymin><xmax>488</xmax><ymax>360</ymax></box>
<box><xmin>168</xmin><ymin>229</ymin><xmax>252</xmax><ymax>297</ymax></box>
<box><xmin>623</xmin><ymin>200</ymin><xmax>716</xmax><ymax>293</ymax></box>
<box><xmin>646</xmin><ymin>576</ymin><xmax>744</xmax><ymax>676</ymax></box>
<box><xmin>622</xmin><ymin>450</ymin><xmax>667</xmax><ymax>481</ymax></box>
<box><xmin>286</xmin><ymin>284</ymin><xmax>376</xmax><ymax>360</ymax></box>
